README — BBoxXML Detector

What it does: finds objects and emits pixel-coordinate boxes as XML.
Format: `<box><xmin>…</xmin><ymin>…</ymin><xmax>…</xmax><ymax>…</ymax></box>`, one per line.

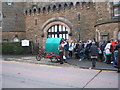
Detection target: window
<box><xmin>113</xmin><ymin>1</ymin><xmax>120</xmax><ymax>17</ymax></box>
<box><xmin>113</xmin><ymin>7</ymin><xmax>120</xmax><ymax>16</ymax></box>
<box><xmin>47</xmin><ymin>25</ymin><xmax>69</xmax><ymax>40</ymax></box>
<box><xmin>0</xmin><ymin>12</ymin><xmax>2</xmax><ymax>28</ymax></box>
<box><xmin>35</xmin><ymin>19</ymin><xmax>38</xmax><ymax>25</ymax></box>
<box><xmin>13</xmin><ymin>35</ymin><xmax>20</xmax><ymax>42</ymax></box>
<box><xmin>0</xmin><ymin>22</ymin><xmax>1</xmax><ymax>28</ymax></box>
<box><xmin>113</xmin><ymin>1</ymin><xmax>120</xmax><ymax>5</ymax></box>
<box><xmin>7</xmin><ymin>0</ymin><xmax>13</xmax><ymax>5</ymax></box>
<box><xmin>77</xmin><ymin>13</ymin><xmax>80</xmax><ymax>21</ymax></box>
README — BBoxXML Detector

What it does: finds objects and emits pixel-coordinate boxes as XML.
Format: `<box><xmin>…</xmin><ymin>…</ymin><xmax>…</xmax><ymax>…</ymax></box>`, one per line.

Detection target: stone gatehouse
<box><xmin>2</xmin><ymin>1</ymin><xmax>120</xmax><ymax>46</ymax></box>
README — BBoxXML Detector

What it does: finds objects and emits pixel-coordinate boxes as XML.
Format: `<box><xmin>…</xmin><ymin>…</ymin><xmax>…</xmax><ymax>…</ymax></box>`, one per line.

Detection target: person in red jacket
<box><xmin>110</xmin><ymin>39</ymin><xmax>116</xmax><ymax>63</ymax></box>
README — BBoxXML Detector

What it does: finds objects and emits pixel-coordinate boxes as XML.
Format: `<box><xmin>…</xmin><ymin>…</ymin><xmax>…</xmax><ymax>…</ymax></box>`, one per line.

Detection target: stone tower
<box><xmin>2</xmin><ymin>2</ymin><xmax>26</xmax><ymax>41</ymax></box>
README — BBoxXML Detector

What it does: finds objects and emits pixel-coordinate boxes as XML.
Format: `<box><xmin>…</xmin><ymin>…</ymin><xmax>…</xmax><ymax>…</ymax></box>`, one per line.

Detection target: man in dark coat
<box><xmin>64</xmin><ymin>40</ymin><xmax>69</xmax><ymax>59</ymax></box>
<box><xmin>90</xmin><ymin>42</ymin><xmax>99</xmax><ymax>67</ymax></box>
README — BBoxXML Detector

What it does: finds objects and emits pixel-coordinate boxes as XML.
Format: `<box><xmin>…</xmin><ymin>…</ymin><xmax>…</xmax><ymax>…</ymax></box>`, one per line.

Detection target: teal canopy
<box><xmin>45</xmin><ymin>38</ymin><xmax>62</xmax><ymax>53</ymax></box>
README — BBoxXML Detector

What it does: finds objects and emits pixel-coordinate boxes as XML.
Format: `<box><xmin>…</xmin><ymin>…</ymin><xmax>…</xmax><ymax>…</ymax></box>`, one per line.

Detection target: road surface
<box><xmin>1</xmin><ymin>61</ymin><xmax>119</xmax><ymax>88</ymax></box>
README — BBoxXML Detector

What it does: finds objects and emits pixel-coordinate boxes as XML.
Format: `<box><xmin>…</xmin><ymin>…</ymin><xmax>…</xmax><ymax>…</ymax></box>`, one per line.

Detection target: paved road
<box><xmin>1</xmin><ymin>61</ymin><xmax>119</xmax><ymax>88</ymax></box>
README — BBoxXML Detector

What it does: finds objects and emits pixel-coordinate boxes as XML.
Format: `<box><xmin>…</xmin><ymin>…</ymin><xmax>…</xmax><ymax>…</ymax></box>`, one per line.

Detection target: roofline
<box><xmin>94</xmin><ymin>17</ymin><xmax>120</xmax><ymax>27</ymax></box>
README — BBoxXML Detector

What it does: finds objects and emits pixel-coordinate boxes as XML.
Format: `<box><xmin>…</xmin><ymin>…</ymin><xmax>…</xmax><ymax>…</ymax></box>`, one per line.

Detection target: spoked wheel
<box><xmin>50</xmin><ymin>57</ymin><xmax>59</xmax><ymax>62</ymax></box>
<box><xmin>36</xmin><ymin>55</ymin><xmax>42</xmax><ymax>61</ymax></box>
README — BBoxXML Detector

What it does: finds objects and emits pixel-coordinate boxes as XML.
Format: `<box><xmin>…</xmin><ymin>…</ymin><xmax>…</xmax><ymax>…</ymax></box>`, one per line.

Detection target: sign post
<box><xmin>77</xmin><ymin>28</ymin><xmax>80</xmax><ymax>41</ymax></box>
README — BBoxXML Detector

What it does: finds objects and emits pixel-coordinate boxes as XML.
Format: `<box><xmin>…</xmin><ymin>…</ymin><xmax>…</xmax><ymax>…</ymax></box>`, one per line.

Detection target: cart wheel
<box><xmin>50</xmin><ymin>57</ymin><xmax>58</xmax><ymax>62</ymax></box>
<box><xmin>56</xmin><ymin>58</ymin><xmax>60</xmax><ymax>62</ymax></box>
<box><xmin>36</xmin><ymin>55</ymin><xmax>42</xmax><ymax>61</ymax></box>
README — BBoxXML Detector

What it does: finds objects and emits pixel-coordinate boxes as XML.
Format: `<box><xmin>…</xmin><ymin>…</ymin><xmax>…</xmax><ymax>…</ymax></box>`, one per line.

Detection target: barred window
<box><xmin>47</xmin><ymin>25</ymin><xmax>69</xmax><ymax>40</ymax></box>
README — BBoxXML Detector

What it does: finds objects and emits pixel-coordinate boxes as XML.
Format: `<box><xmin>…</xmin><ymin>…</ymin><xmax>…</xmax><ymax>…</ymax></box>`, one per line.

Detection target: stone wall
<box><xmin>2</xmin><ymin>31</ymin><xmax>26</xmax><ymax>41</ymax></box>
<box><xmin>25</xmin><ymin>2</ymin><xmax>98</xmax><ymax>45</ymax></box>
<box><xmin>2</xmin><ymin>2</ymin><xmax>26</xmax><ymax>41</ymax></box>
<box><xmin>2</xmin><ymin>2</ymin><xmax>119</xmax><ymax>45</ymax></box>
<box><xmin>95</xmin><ymin>23</ymin><xmax>119</xmax><ymax>41</ymax></box>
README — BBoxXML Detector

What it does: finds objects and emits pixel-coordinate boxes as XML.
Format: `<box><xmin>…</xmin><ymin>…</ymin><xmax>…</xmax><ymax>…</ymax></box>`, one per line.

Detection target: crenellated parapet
<box><xmin>24</xmin><ymin>2</ymin><xmax>95</xmax><ymax>16</ymax></box>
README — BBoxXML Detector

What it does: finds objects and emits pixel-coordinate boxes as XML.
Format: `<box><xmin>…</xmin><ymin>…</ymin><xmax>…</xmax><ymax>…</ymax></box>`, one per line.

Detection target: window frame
<box><xmin>112</xmin><ymin>2</ymin><xmax>120</xmax><ymax>18</ymax></box>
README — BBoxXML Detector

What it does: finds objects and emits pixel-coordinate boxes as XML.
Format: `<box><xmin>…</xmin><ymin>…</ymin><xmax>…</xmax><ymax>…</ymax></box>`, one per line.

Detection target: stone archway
<box><xmin>41</xmin><ymin>17</ymin><xmax>73</xmax><ymax>45</ymax></box>
<box><xmin>43</xmin><ymin>21</ymin><xmax>71</xmax><ymax>45</ymax></box>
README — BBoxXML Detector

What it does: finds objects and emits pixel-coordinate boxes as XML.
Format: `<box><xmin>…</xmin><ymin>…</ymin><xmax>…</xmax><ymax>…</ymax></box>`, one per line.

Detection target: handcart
<box><xmin>36</xmin><ymin>38</ymin><xmax>62</xmax><ymax>62</ymax></box>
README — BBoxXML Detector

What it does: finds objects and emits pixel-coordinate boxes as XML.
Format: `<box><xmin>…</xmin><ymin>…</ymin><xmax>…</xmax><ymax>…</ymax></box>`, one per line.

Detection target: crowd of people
<box><xmin>58</xmin><ymin>38</ymin><xmax>120</xmax><ymax>68</ymax></box>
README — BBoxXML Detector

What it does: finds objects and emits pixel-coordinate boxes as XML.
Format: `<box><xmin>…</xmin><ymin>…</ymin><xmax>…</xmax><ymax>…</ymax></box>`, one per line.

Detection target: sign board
<box><xmin>21</xmin><ymin>40</ymin><xmax>29</xmax><ymax>46</ymax></box>
<box><xmin>77</xmin><ymin>28</ymin><xmax>80</xmax><ymax>31</ymax></box>
<box><xmin>101</xmin><ymin>32</ymin><xmax>109</xmax><ymax>36</ymax></box>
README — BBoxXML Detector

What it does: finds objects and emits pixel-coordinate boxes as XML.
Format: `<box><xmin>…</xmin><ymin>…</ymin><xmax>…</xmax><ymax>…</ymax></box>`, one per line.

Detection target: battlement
<box><xmin>24</xmin><ymin>2</ymin><xmax>95</xmax><ymax>16</ymax></box>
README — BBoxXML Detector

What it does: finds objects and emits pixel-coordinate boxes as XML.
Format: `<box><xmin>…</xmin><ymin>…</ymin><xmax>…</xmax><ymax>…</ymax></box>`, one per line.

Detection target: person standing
<box><xmin>74</xmin><ymin>40</ymin><xmax>79</xmax><ymax>59</ymax></box>
<box><xmin>58</xmin><ymin>41</ymin><xmax>64</xmax><ymax>64</ymax></box>
<box><xmin>85</xmin><ymin>40</ymin><xmax>92</xmax><ymax>60</ymax></box>
<box><xmin>78</xmin><ymin>41</ymin><xmax>84</xmax><ymax>61</ymax></box>
<box><xmin>69</xmin><ymin>40</ymin><xmax>74</xmax><ymax>58</ymax></box>
<box><xmin>64</xmin><ymin>39</ymin><xmax>69</xmax><ymax>59</ymax></box>
<box><xmin>99</xmin><ymin>40</ymin><xmax>107</xmax><ymax>62</ymax></box>
<box><xmin>90</xmin><ymin>42</ymin><xmax>99</xmax><ymax>67</ymax></box>
<box><xmin>116</xmin><ymin>46</ymin><xmax>120</xmax><ymax>72</ymax></box>
<box><xmin>114</xmin><ymin>40</ymin><xmax>120</xmax><ymax>67</ymax></box>
<box><xmin>58</xmin><ymin>39</ymin><xmax>67</xmax><ymax>64</ymax></box>
<box><xmin>104</xmin><ymin>40</ymin><xmax>112</xmax><ymax>64</ymax></box>
<box><xmin>98</xmin><ymin>41</ymin><xmax>103</xmax><ymax>62</ymax></box>
<box><xmin>110</xmin><ymin>39</ymin><xmax>116</xmax><ymax>63</ymax></box>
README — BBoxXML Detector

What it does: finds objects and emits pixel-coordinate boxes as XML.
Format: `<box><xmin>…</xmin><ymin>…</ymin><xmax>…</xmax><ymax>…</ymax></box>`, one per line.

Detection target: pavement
<box><xmin>2</xmin><ymin>55</ymin><xmax>119</xmax><ymax>71</ymax></box>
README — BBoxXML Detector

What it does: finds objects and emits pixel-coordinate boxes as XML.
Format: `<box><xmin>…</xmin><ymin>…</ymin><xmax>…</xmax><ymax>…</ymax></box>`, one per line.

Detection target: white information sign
<box><xmin>21</xmin><ymin>40</ymin><xmax>29</xmax><ymax>46</ymax></box>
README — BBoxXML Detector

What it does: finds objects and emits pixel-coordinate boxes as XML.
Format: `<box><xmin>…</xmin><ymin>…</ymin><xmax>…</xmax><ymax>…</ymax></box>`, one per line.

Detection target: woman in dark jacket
<box><xmin>90</xmin><ymin>42</ymin><xmax>99</xmax><ymax>67</ymax></box>
<box><xmin>74</xmin><ymin>40</ymin><xmax>79</xmax><ymax>59</ymax></box>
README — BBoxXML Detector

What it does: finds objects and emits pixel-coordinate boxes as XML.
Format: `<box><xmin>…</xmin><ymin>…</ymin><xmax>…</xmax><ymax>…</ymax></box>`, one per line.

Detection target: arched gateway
<box><xmin>41</xmin><ymin>17</ymin><xmax>73</xmax><ymax>44</ymax></box>
<box><xmin>47</xmin><ymin>24</ymin><xmax>69</xmax><ymax>39</ymax></box>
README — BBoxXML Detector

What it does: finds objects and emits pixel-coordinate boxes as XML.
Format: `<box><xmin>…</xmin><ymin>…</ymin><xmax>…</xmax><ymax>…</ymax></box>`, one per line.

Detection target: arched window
<box><xmin>38</xmin><ymin>8</ymin><xmax>41</xmax><ymax>13</ymax></box>
<box><xmin>77</xmin><ymin>13</ymin><xmax>80</xmax><ymax>21</ymax></box>
<box><xmin>42</xmin><ymin>7</ymin><xmax>46</xmax><ymax>13</ymax></box>
<box><xmin>47</xmin><ymin>6</ymin><xmax>51</xmax><ymax>12</ymax></box>
<box><xmin>29</xmin><ymin>9</ymin><xmax>32</xmax><ymax>15</ymax></box>
<box><xmin>33</xmin><ymin>8</ymin><xmax>37</xmax><ymax>14</ymax></box>
<box><xmin>64</xmin><ymin>3</ymin><xmax>68</xmax><ymax>10</ymax></box>
<box><xmin>76</xmin><ymin>2</ymin><xmax>80</xmax><ymax>8</ymax></box>
<box><xmin>25</xmin><ymin>10</ymin><xmax>28</xmax><ymax>15</ymax></box>
<box><xmin>58</xmin><ymin>4</ymin><xmax>62</xmax><ymax>11</ymax></box>
<box><xmin>69</xmin><ymin>2</ymin><xmax>73</xmax><ymax>9</ymax></box>
<box><xmin>47</xmin><ymin>25</ymin><xmax>69</xmax><ymax>40</ymax></box>
<box><xmin>53</xmin><ymin>5</ymin><xmax>56</xmax><ymax>11</ymax></box>
<box><xmin>13</xmin><ymin>35</ymin><xmax>20</xmax><ymax>42</ymax></box>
